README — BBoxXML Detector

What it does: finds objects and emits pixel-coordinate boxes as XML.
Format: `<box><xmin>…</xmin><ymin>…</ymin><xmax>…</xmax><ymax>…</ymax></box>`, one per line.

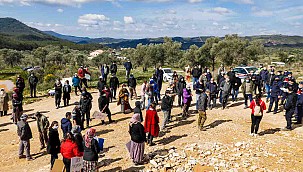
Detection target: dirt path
<box><xmin>1</xmin><ymin>84</ymin><xmax>303</xmax><ymax>172</ymax></box>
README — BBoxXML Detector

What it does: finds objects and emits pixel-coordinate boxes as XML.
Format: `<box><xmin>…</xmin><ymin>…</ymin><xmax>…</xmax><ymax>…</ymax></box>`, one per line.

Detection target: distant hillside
<box><xmin>0</xmin><ymin>18</ymin><xmax>103</xmax><ymax>50</ymax></box>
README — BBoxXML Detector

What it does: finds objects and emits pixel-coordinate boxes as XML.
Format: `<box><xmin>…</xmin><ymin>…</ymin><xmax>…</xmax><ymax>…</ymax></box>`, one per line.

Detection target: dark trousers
<box><xmin>63</xmin><ymin>158</ymin><xmax>71</xmax><ymax>172</ymax></box>
<box><xmin>39</xmin><ymin>130</ymin><xmax>48</xmax><ymax>148</ymax></box>
<box><xmin>244</xmin><ymin>94</ymin><xmax>253</xmax><ymax>106</ymax></box>
<box><xmin>50</xmin><ymin>153</ymin><xmax>58</xmax><ymax>169</ymax></box>
<box><xmin>102</xmin><ymin>108</ymin><xmax>113</xmax><ymax>123</ymax></box>
<box><xmin>111</xmin><ymin>87</ymin><xmax>117</xmax><ymax>99</ymax></box>
<box><xmin>30</xmin><ymin>84</ymin><xmax>37</xmax><ymax>97</ymax></box>
<box><xmin>147</xmin><ymin>133</ymin><xmax>154</xmax><ymax>145</ymax></box>
<box><xmin>254</xmin><ymin>84</ymin><xmax>262</xmax><ymax>95</ymax></box>
<box><xmin>81</xmin><ymin>78</ymin><xmax>88</xmax><ymax>88</ymax></box>
<box><xmin>178</xmin><ymin>94</ymin><xmax>183</xmax><ymax>107</ymax></box>
<box><xmin>55</xmin><ymin>93</ymin><xmax>61</xmax><ymax>107</ymax></box>
<box><xmin>208</xmin><ymin>94</ymin><xmax>217</xmax><ymax>108</ymax></box>
<box><xmin>63</xmin><ymin>93</ymin><xmax>70</xmax><ymax>106</ymax></box>
<box><xmin>251</xmin><ymin>114</ymin><xmax>262</xmax><ymax>134</ymax></box>
<box><xmin>182</xmin><ymin>102</ymin><xmax>190</xmax><ymax>118</ymax></box>
<box><xmin>19</xmin><ymin>139</ymin><xmax>30</xmax><ymax>159</ymax></box>
<box><xmin>74</xmin><ymin>86</ymin><xmax>81</xmax><ymax>95</ymax></box>
<box><xmin>83</xmin><ymin>110</ymin><xmax>90</xmax><ymax>128</ymax></box>
<box><xmin>285</xmin><ymin>109</ymin><xmax>295</xmax><ymax>129</ymax></box>
<box><xmin>222</xmin><ymin>94</ymin><xmax>229</xmax><ymax>109</ymax></box>
<box><xmin>0</xmin><ymin>111</ymin><xmax>7</xmax><ymax>116</ymax></box>
<box><xmin>268</xmin><ymin>96</ymin><xmax>279</xmax><ymax>112</ymax></box>
<box><xmin>297</xmin><ymin>106</ymin><xmax>303</xmax><ymax>124</ymax></box>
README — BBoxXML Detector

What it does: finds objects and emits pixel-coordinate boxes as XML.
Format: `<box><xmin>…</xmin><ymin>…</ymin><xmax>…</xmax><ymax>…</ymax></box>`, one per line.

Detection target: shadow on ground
<box><xmin>204</xmin><ymin>119</ymin><xmax>232</xmax><ymax>129</ymax></box>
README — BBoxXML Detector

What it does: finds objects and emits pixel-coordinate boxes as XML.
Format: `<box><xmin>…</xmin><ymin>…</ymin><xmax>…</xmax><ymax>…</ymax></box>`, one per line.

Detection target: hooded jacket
<box><xmin>128</xmin><ymin>76</ymin><xmax>137</xmax><ymax>88</ymax></box>
<box><xmin>72</xmin><ymin>76</ymin><xmax>80</xmax><ymax>87</ymax></box>
<box><xmin>161</xmin><ymin>95</ymin><xmax>173</xmax><ymax>111</ymax></box>
<box><xmin>183</xmin><ymin>88</ymin><xmax>192</xmax><ymax>104</ymax></box>
<box><xmin>109</xmin><ymin>76</ymin><xmax>119</xmax><ymax>89</ymax></box>
<box><xmin>17</xmin><ymin>120</ymin><xmax>32</xmax><ymax>140</ymax></box>
<box><xmin>61</xmin><ymin>118</ymin><xmax>72</xmax><ymax>135</ymax></box>
<box><xmin>36</xmin><ymin>115</ymin><xmax>49</xmax><ymax>133</ymax></box>
<box><xmin>60</xmin><ymin>139</ymin><xmax>83</xmax><ymax>159</ymax></box>
<box><xmin>47</xmin><ymin>128</ymin><xmax>61</xmax><ymax>154</ymax></box>
<box><xmin>197</xmin><ymin>93</ymin><xmax>208</xmax><ymax>112</ymax></box>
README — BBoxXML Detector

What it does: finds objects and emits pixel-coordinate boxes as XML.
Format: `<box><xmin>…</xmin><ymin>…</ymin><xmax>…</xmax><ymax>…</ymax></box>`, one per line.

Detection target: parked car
<box><xmin>233</xmin><ymin>66</ymin><xmax>258</xmax><ymax>80</ymax></box>
<box><xmin>26</xmin><ymin>66</ymin><xmax>42</xmax><ymax>72</ymax></box>
<box><xmin>162</xmin><ymin>68</ymin><xmax>174</xmax><ymax>82</ymax></box>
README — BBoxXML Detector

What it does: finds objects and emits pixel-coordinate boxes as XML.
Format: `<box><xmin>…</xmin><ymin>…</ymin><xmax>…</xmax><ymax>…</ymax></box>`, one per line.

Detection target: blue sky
<box><xmin>0</xmin><ymin>0</ymin><xmax>302</xmax><ymax>38</ymax></box>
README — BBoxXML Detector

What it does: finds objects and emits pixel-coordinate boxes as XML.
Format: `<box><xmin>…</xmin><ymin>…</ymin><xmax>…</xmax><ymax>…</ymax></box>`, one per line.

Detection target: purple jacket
<box><xmin>183</xmin><ymin>88</ymin><xmax>192</xmax><ymax>104</ymax></box>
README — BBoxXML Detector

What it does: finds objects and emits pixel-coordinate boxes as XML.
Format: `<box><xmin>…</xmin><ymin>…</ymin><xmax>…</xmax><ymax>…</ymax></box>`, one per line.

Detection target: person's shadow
<box><xmin>258</xmin><ymin>128</ymin><xmax>281</xmax><ymax>136</ymax></box>
<box><xmin>204</xmin><ymin>120</ymin><xmax>232</xmax><ymax>129</ymax></box>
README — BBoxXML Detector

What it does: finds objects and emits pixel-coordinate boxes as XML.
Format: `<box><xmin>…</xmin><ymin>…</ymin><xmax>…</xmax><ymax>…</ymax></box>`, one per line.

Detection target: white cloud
<box><xmin>222</xmin><ymin>26</ymin><xmax>229</xmax><ymax>30</ymax></box>
<box><xmin>188</xmin><ymin>0</ymin><xmax>202</xmax><ymax>3</ymax></box>
<box><xmin>57</xmin><ymin>8</ymin><xmax>64</xmax><ymax>13</ymax></box>
<box><xmin>78</xmin><ymin>14</ymin><xmax>110</xmax><ymax>26</ymax></box>
<box><xmin>124</xmin><ymin>16</ymin><xmax>135</xmax><ymax>24</ymax></box>
<box><xmin>213</xmin><ymin>22</ymin><xmax>219</xmax><ymax>26</ymax></box>
<box><xmin>0</xmin><ymin>0</ymin><xmax>115</xmax><ymax>7</ymax></box>
<box><xmin>251</xmin><ymin>7</ymin><xmax>273</xmax><ymax>17</ymax></box>
<box><xmin>212</xmin><ymin>7</ymin><xmax>234</xmax><ymax>15</ymax></box>
<box><xmin>222</xmin><ymin>0</ymin><xmax>254</xmax><ymax>5</ymax></box>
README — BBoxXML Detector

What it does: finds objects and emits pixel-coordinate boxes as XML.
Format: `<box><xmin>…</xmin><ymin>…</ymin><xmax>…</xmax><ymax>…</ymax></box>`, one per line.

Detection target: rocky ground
<box><xmin>1</xmin><ymin>84</ymin><xmax>303</xmax><ymax>172</ymax></box>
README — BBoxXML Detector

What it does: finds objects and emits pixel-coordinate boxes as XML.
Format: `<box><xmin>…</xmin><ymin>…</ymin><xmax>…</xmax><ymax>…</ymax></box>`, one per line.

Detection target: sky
<box><xmin>0</xmin><ymin>0</ymin><xmax>302</xmax><ymax>39</ymax></box>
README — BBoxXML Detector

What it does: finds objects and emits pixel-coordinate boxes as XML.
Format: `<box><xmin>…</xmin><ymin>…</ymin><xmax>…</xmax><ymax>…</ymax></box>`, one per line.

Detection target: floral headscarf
<box><xmin>84</xmin><ymin>128</ymin><xmax>96</xmax><ymax>148</ymax></box>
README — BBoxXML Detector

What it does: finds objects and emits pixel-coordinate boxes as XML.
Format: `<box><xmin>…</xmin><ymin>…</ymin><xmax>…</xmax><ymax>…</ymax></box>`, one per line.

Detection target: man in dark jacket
<box><xmin>61</xmin><ymin>112</ymin><xmax>72</xmax><ymax>137</ymax></box>
<box><xmin>128</xmin><ymin>74</ymin><xmax>137</xmax><ymax>100</ymax></box>
<box><xmin>283</xmin><ymin>87</ymin><xmax>297</xmax><ymax>130</ymax></box>
<box><xmin>177</xmin><ymin>76</ymin><xmax>186</xmax><ymax>107</ymax></box>
<box><xmin>98</xmin><ymin>92</ymin><xmax>113</xmax><ymax>125</ymax></box>
<box><xmin>109</xmin><ymin>74</ymin><xmax>119</xmax><ymax>99</ymax></box>
<box><xmin>16</xmin><ymin>75</ymin><xmax>25</xmax><ymax>95</ymax></box>
<box><xmin>161</xmin><ymin>90</ymin><xmax>173</xmax><ymax>130</ymax></box>
<box><xmin>97</xmin><ymin>76</ymin><xmax>106</xmax><ymax>93</ymax></box>
<box><xmin>101</xmin><ymin>64</ymin><xmax>110</xmax><ymax>84</ymax></box>
<box><xmin>124</xmin><ymin>59</ymin><xmax>133</xmax><ymax>79</ymax></box>
<box><xmin>206</xmin><ymin>78</ymin><xmax>217</xmax><ymax>109</ymax></box>
<box><xmin>197</xmin><ymin>90</ymin><xmax>208</xmax><ymax>131</ymax></box>
<box><xmin>194</xmin><ymin>79</ymin><xmax>204</xmax><ymax>110</ymax></box>
<box><xmin>231</xmin><ymin>74</ymin><xmax>242</xmax><ymax>102</ymax></box>
<box><xmin>220</xmin><ymin>76</ymin><xmax>231</xmax><ymax>109</ymax></box>
<box><xmin>191</xmin><ymin>65</ymin><xmax>200</xmax><ymax>84</ymax></box>
<box><xmin>63</xmin><ymin>80</ymin><xmax>72</xmax><ymax>107</ymax></box>
<box><xmin>17</xmin><ymin>114</ymin><xmax>33</xmax><ymax>160</ymax></box>
<box><xmin>34</xmin><ymin>112</ymin><xmax>49</xmax><ymax>150</ymax></box>
<box><xmin>252</xmin><ymin>72</ymin><xmax>262</xmax><ymax>95</ymax></box>
<box><xmin>260</xmin><ymin>67</ymin><xmax>269</xmax><ymax>92</ymax></box>
<box><xmin>72</xmin><ymin>106</ymin><xmax>83</xmax><ymax>130</ymax></box>
<box><xmin>156</xmin><ymin>67</ymin><xmax>164</xmax><ymax>97</ymax></box>
<box><xmin>296</xmin><ymin>82</ymin><xmax>303</xmax><ymax>124</ymax></box>
<box><xmin>134</xmin><ymin>101</ymin><xmax>143</xmax><ymax>122</ymax></box>
<box><xmin>265</xmin><ymin>70</ymin><xmax>275</xmax><ymax>102</ymax></box>
<box><xmin>110</xmin><ymin>61</ymin><xmax>118</xmax><ymax>75</ymax></box>
<box><xmin>80</xmin><ymin>89</ymin><xmax>93</xmax><ymax>128</ymax></box>
<box><xmin>267</xmin><ymin>77</ymin><xmax>283</xmax><ymax>114</ymax></box>
<box><xmin>54</xmin><ymin>79</ymin><xmax>62</xmax><ymax>109</ymax></box>
<box><xmin>28</xmin><ymin>73</ymin><xmax>38</xmax><ymax>98</ymax></box>
<box><xmin>217</xmin><ymin>72</ymin><xmax>226</xmax><ymax>104</ymax></box>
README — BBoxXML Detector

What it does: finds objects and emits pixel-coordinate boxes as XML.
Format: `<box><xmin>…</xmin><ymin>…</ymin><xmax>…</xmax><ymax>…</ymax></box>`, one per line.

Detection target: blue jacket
<box><xmin>195</xmin><ymin>82</ymin><xmax>204</xmax><ymax>94</ymax></box>
<box><xmin>61</xmin><ymin>118</ymin><xmax>72</xmax><ymax>135</ymax></box>
<box><xmin>296</xmin><ymin>91</ymin><xmax>303</xmax><ymax>107</ymax></box>
<box><xmin>124</xmin><ymin>62</ymin><xmax>132</xmax><ymax>71</ymax></box>
<box><xmin>206</xmin><ymin>82</ymin><xmax>218</xmax><ymax>95</ymax></box>
<box><xmin>72</xmin><ymin>76</ymin><xmax>80</xmax><ymax>87</ymax></box>
<box><xmin>271</xmin><ymin>81</ymin><xmax>283</xmax><ymax>97</ymax></box>
<box><xmin>206</xmin><ymin>72</ymin><xmax>212</xmax><ymax>82</ymax></box>
<box><xmin>150</xmin><ymin>80</ymin><xmax>159</xmax><ymax>93</ymax></box>
<box><xmin>260</xmin><ymin>70</ymin><xmax>269</xmax><ymax>81</ymax></box>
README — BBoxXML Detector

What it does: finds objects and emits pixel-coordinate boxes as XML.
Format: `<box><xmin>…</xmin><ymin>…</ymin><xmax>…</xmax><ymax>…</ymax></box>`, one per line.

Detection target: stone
<box><xmin>235</xmin><ymin>142</ymin><xmax>243</xmax><ymax>147</ymax></box>
<box><xmin>150</xmin><ymin>160</ymin><xmax>158</xmax><ymax>167</ymax></box>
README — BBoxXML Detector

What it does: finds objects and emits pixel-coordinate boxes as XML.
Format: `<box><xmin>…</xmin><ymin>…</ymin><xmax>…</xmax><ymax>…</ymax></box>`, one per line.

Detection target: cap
<box><xmin>20</xmin><ymin>114</ymin><xmax>28</xmax><ymax>120</ymax></box>
<box><xmin>99</xmin><ymin>76</ymin><xmax>103</xmax><ymax>79</ymax></box>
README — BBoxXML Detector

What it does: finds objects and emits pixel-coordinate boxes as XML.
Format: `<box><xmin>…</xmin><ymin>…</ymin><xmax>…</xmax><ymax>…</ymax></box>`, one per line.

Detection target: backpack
<box><xmin>254</xmin><ymin>104</ymin><xmax>262</xmax><ymax>116</ymax></box>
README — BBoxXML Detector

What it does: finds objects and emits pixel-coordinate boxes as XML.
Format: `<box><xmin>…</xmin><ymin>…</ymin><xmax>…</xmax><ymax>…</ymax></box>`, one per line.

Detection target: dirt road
<box><xmin>1</xmin><ymin>84</ymin><xmax>303</xmax><ymax>172</ymax></box>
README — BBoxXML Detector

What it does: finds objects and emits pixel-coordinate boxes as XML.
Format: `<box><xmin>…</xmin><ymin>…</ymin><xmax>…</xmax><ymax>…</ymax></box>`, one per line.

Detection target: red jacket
<box><xmin>60</xmin><ymin>139</ymin><xmax>83</xmax><ymax>159</ymax></box>
<box><xmin>249</xmin><ymin>100</ymin><xmax>266</xmax><ymax>115</ymax></box>
<box><xmin>144</xmin><ymin>108</ymin><xmax>160</xmax><ymax>137</ymax></box>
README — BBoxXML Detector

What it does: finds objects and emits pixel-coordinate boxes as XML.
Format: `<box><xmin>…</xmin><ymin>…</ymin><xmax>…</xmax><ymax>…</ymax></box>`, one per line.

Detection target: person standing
<box><xmin>283</xmin><ymin>87</ymin><xmax>297</xmax><ymax>130</ymax></box>
<box><xmin>28</xmin><ymin>73</ymin><xmax>38</xmax><ymax>98</ymax></box>
<box><xmin>83</xmin><ymin>128</ymin><xmax>100</xmax><ymax>172</ymax></box>
<box><xmin>47</xmin><ymin>121</ymin><xmax>61</xmax><ymax>170</ymax></box>
<box><xmin>296</xmin><ymin>82</ymin><xmax>303</xmax><ymax>124</ymax></box>
<box><xmin>220</xmin><ymin>77</ymin><xmax>231</xmax><ymax>109</ymax></box>
<box><xmin>118</xmin><ymin>84</ymin><xmax>131</xmax><ymax>113</ymax></box>
<box><xmin>265</xmin><ymin>70</ymin><xmax>275</xmax><ymax>102</ymax></box>
<box><xmin>231</xmin><ymin>74</ymin><xmax>242</xmax><ymax>102</ymax></box>
<box><xmin>101</xmin><ymin>64</ymin><xmax>110</xmax><ymax>84</ymax></box>
<box><xmin>72</xmin><ymin>73</ymin><xmax>81</xmax><ymax>96</ymax></box>
<box><xmin>134</xmin><ymin>101</ymin><xmax>143</xmax><ymax>122</ymax></box>
<box><xmin>194</xmin><ymin>79</ymin><xmax>204</xmax><ymax>111</ymax></box>
<box><xmin>217</xmin><ymin>64</ymin><xmax>225</xmax><ymax>76</ymax></box>
<box><xmin>182</xmin><ymin>85</ymin><xmax>192</xmax><ymax>119</ymax></box>
<box><xmin>16</xmin><ymin>75</ymin><xmax>25</xmax><ymax>95</ymax></box>
<box><xmin>161</xmin><ymin>90</ymin><xmax>173</xmax><ymax>130</ymax></box>
<box><xmin>156</xmin><ymin>67</ymin><xmax>164</xmax><ymax>97</ymax></box>
<box><xmin>110</xmin><ymin>61</ymin><xmax>118</xmax><ymax>75</ymax></box>
<box><xmin>34</xmin><ymin>112</ymin><xmax>49</xmax><ymax>150</ymax></box>
<box><xmin>177</xmin><ymin>76</ymin><xmax>186</xmax><ymax>107</ymax></box>
<box><xmin>61</xmin><ymin>112</ymin><xmax>72</xmax><ymax>137</ymax></box>
<box><xmin>54</xmin><ymin>79</ymin><xmax>62</xmax><ymax>109</ymax></box>
<box><xmin>144</xmin><ymin>103</ymin><xmax>159</xmax><ymax>146</ymax></box>
<box><xmin>260</xmin><ymin>67</ymin><xmax>269</xmax><ymax>92</ymax></box>
<box><xmin>197</xmin><ymin>89</ymin><xmax>208</xmax><ymax>131</ymax></box>
<box><xmin>217</xmin><ymin>72</ymin><xmax>226</xmax><ymax>104</ymax></box>
<box><xmin>266</xmin><ymin>77</ymin><xmax>283</xmax><ymax>114</ymax></box>
<box><xmin>206</xmin><ymin>78</ymin><xmax>217</xmax><ymax>110</ymax></box>
<box><xmin>124</xmin><ymin>59</ymin><xmax>133</xmax><ymax>79</ymax></box>
<box><xmin>12</xmin><ymin>93</ymin><xmax>23</xmax><ymax>124</ymax></box>
<box><xmin>109</xmin><ymin>74</ymin><xmax>119</xmax><ymax>100</ymax></box>
<box><xmin>128</xmin><ymin>74</ymin><xmax>137</xmax><ymax>100</ymax></box>
<box><xmin>63</xmin><ymin>80</ymin><xmax>72</xmax><ymax>107</ymax></box>
<box><xmin>78</xmin><ymin>66</ymin><xmax>91</xmax><ymax>88</ymax></box>
<box><xmin>128</xmin><ymin>113</ymin><xmax>146</xmax><ymax>165</ymax></box>
<box><xmin>205</xmin><ymin>69</ymin><xmax>212</xmax><ymax>83</ymax></box>
<box><xmin>72</xmin><ymin>106</ymin><xmax>84</xmax><ymax>130</ymax></box>
<box><xmin>17</xmin><ymin>114</ymin><xmax>34</xmax><ymax>161</ymax></box>
<box><xmin>98</xmin><ymin>92</ymin><xmax>114</xmax><ymax>125</ymax></box>
<box><xmin>80</xmin><ymin>91</ymin><xmax>92</xmax><ymax>128</ymax></box>
<box><xmin>97</xmin><ymin>76</ymin><xmax>106</xmax><ymax>94</ymax></box>
<box><xmin>140</xmin><ymin>80</ymin><xmax>147</xmax><ymax>110</ymax></box>
<box><xmin>0</xmin><ymin>88</ymin><xmax>9</xmax><ymax>117</ymax></box>
<box><xmin>191</xmin><ymin>65</ymin><xmax>200</xmax><ymax>84</ymax></box>
<box><xmin>71</xmin><ymin>126</ymin><xmax>84</xmax><ymax>154</ymax></box>
<box><xmin>249</xmin><ymin>94</ymin><xmax>266</xmax><ymax>136</ymax></box>
<box><xmin>60</xmin><ymin>132</ymin><xmax>83</xmax><ymax>172</ymax></box>
<box><xmin>242</xmin><ymin>77</ymin><xmax>254</xmax><ymax>109</ymax></box>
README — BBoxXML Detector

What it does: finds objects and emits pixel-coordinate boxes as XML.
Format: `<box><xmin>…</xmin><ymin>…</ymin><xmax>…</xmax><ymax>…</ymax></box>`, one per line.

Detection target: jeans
<box><xmin>19</xmin><ymin>139</ymin><xmax>31</xmax><ymax>159</ymax></box>
<box><xmin>193</xmin><ymin>77</ymin><xmax>199</xmax><ymax>84</ymax></box>
<box><xmin>197</xmin><ymin>111</ymin><xmax>207</xmax><ymax>128</ymax></box>
<box><xmin>231</xmin><ymin>89</ymin><xmax>239</xmax><ymax>101</ymax></box>
<box><xmin>268</xmin><ymin>96</ymin><xmax>279</xmax><ymax>113</ymax></box>
<box><xmin>182</xmin><ymin>102</ymin><xmax>190</xmax><ymax>118</ymax></box>
<box><xmin>147</xmin><ymin>133</ymin><xmax>154</xmax><ymax>145</ymax></box>
<box><xmin>265</xmin><ymin>84</ymin><xmax>271</xmax><ymax>99</ymax></box>
<box><xmin>39</xmin><ymin>130</ymin><xmax>48</xmax><ymax>148</ymax></box>
<box><xmin>161</xmin><ymin>111</ymin><xmax>169</xmax><ymax>130</ymax></box>
<box><xmin>251</xmin><ymin>114</ymin><xmax>262</xmax><ymax>134</ymax></box>
<box><xmin>219</xmin><ymin>91</ymin><xmax>223</xmax><ymax>104</ymax></box>
<box><xmin>244</xmin><ymin>94</ymin><xmax>253</xmax><ymax>106</ymax></box>
<box><xmin>141</xmin><ymin>95</ymin><xmax>146</xmax><ymax>110</ymax></box>
<box><xmin>208</xmin><ymin>94</ymin><xmax>217</xmax><ymax>108</ymax></box>
<box><xmin>286</xmin><ymin>109</ymin><xmax>295</xmax><ymax>129</ymax></box>
<box><xmin>111</xmin><ymin>87</ymin><xmax>117</xmax><ymax>99</ymax></box>
<box><xmin>222</xmin><ymin>94</ymin><xmax>229</xmax><ymax>109</ymax></box>
<box><xmin>83</xmin><ymin>110</ymin><xmax>90</xmax><ymax>128</ymax></box>
<box><xmin>146</xmin><ymin>97</ymin><xmax>154</xmax><ymax>110</ymax></box>
<box><xmin>50</xmin><ymin>153</ymin><xmax>58</xmax><ymax>169</ymax></box>
<box><xmin>196</xmin><ymin>94</ymin><xmax>201</xmax><ymax>110</ymax></box>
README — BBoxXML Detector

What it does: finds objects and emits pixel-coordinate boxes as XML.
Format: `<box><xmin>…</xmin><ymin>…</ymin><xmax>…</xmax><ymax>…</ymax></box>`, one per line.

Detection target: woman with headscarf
<box><xmin>144</xmin><ymin>102</ymin><xmax>159</xmax><ymax>146</ymax></box>
<box><xmin>128</xmin><ymin>113</ymin><xmax>146</xmax><ymax>165</ymax></box>
<box><xmin>47</xmin><ymin>121</ymin><xmax>60</xmax><ymax>170</ymax></box>
<box><xmin>118</xmin><ymin>84</ymin><xmax>132</xmax><ymax>113</ymax></box>
<box><xmin>182</xmin><ymin>85</ymin><xmax>192</xmax><ymax>119</ymax></box>
<box><xmin>83</xmin><ymin>128</ymin><xmax>100</xmax><ymax>172</ymax></box>
<box><xmin>0</xmin><ymin>88</ymin><xmax>9</xmax><ymax>117</ymax></box>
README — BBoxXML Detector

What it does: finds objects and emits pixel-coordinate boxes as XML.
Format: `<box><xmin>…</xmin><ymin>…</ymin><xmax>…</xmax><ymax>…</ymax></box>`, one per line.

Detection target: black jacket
<box><xmin>28</xmin><ymin>75</ymin><xmax>38</xmax><ymax>85</ymax></box>
<box><xmin>109</xmin><ymin>77</ymin><xmax>119</xmax><ymax>89</ymax></box>
<box><xmin>285</xmin><ymin>92</ymin><xmax>297</xmax><ymax>111</ymax></box>
<box><xmin>80</xmin><ymin>97</ymin><xmax>92</xmax><ymax>112</ymax></box>
<box><xmin>191</xmin><ymin>68</ymin><xmax>200</xmax><ymax>78</ymax></box>
<box><xmin>63</xmin><ymin>85</ymin><xmax>72</xmax><ymax>94</ymax></box>
<box><xmin>98</xmin><ymin>96</ymin><xmax>109</xmax><ymax>112</ymax></box>
<box><xmin>129</xmin><ymin>123</ymin><xmax>146</xmax><ymax>143</ymax></box>
<box><xmin>110</xmin><ymin>64</ymin><xmax>118</xmax><ymax>74</ymax></box>
<box><xmin>133</xmin><ymin>101</ymin><xmax>143</xmax><ymax>122</ymax></box>
<box><xmin>232</xmin><ymin>77</ymin><xmax>242</xmax><ymax>90</ymax></box>
<box><xmin>197</xmin><ymin>93</ymin><xmax>208</xmax><ymax>112</ymax></box>
<box><xmin>17</xmin><ymin>120</ymin><xmax>33</xmax><ymax>140</ymax></box>
<box><xmin>161</xmin><ymin>95</ymin><xmax>173</xmax><ymax>111</ymax></box>
<box><xmin>97</xmin><ymin>80</ymin><xmax>106</xmax><ymax>92</ymax></box>
<box><xmin>47</xmin><ymin>128</ymin><xmax>61</xmax><ymax>154</ymax></box>
<box><xmin>177</xmin><ymin>77</ymin><xmax>186</xmax><ymax>95</ymax></box>
<box><xmin>54</xmin><ymin>83</ymin><xmax>62</xmax><ymax>94</ymax></box>
<box><xmin>128</xmin><ymin>77</ymin><xmax>137</xmax><ymax>88</ymax></box>
<box><xmin>83</xmin><ymin>139</ymin><xmax>100</xmax><ymax>161</ymax></box>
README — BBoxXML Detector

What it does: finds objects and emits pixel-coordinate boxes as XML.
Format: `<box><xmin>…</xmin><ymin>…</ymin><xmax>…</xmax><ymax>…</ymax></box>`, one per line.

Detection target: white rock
<box><xmin>235</xmin><ymin>142</ymin><xmax>243</xmax><ymax>147</ymax></box>
<box><xmin>150</xmin><ymin>160</ymin><xmax>158</xmax><ymax>167</ymax></box>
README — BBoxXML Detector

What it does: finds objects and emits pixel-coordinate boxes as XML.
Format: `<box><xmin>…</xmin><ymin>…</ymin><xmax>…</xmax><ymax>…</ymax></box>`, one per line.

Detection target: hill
<box><xmin>0</xmin><ymin>18</ymin><xmax>103</xmax><ymax>50</ymax></box>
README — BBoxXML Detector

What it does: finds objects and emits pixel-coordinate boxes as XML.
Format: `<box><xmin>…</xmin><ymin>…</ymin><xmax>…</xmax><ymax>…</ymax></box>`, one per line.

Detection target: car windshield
<box><xmin>164</xmin><ymin>69</ymin><xmax>172</xmax><ymax>73</ymax></box>
<box><xmin>246</xmin><ymin>67</ymin><xmax>258</xmax><ymax>73</ymax></box>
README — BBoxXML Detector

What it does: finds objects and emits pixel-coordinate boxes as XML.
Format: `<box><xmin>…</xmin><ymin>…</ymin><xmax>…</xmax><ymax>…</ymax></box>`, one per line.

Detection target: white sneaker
<box><xmin>249</xmin><ymin>133</ymin><xmax>254</xmax><ymax>136</ymax></box>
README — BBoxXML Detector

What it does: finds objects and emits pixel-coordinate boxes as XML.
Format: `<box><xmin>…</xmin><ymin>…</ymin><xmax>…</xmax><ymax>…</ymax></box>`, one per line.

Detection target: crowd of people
<box><xmin>1</xmin><ymin>60</ymin><xmax>303</xmax><ymax>171</ymax></box>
